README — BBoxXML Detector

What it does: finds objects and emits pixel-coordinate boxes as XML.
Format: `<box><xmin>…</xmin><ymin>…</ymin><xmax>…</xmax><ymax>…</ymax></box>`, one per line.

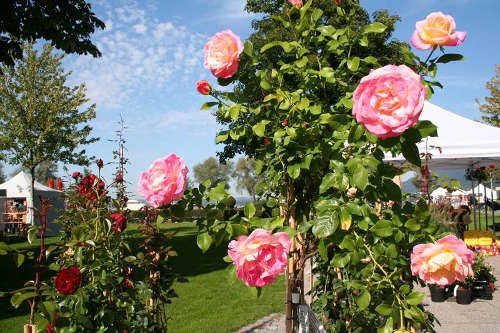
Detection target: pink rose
<box><xmin>204</xmin><ymin>30</ymin><xmax>244</xmax><ymax>79</ymax></box>
<box><xmin>410</xmin><ymin>12</ymin><xmax>466</xmax><ymax>50</ymax></box>
<box><xmin>288</xmin><ymin>0</ymin><xmax>302</xmax><ymax>8</ymax></box>
<box><xmin>138</xmin><ymin>153</ymin><xmax>188</xmax><ymax>208</ymax></box>
<box><xmin>228</xmin><ymin>229</ymin><xmax>290</xmax><ymax>287</ymax></box>
<box><xmin>352</xmin><ymin>65</ymin><xmax>426</xmax><ymax>139</ymax></box>
<box><xmin>411</xmin><ymin>235</ymin><xmax>474</xmax><ymax>286</ymax></box>
<box><xmin>196</xmin><ymin>80</ymin><xmax>211</xmax><ymax>95</ymax></box>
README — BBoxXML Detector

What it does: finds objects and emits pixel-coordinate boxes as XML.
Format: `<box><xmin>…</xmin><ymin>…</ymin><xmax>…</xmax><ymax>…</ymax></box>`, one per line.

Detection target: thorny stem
<box><xmin>354</xmin><ymin>231</ymin><xmax>405</xmax><ymax>328</ymax></box>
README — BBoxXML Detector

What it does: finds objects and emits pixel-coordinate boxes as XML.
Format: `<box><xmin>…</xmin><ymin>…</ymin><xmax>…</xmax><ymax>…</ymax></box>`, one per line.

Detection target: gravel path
<box><xmin>236</xmin><ymin>256</ymin><xmax>500</xmax><ymax>333</ymax></box>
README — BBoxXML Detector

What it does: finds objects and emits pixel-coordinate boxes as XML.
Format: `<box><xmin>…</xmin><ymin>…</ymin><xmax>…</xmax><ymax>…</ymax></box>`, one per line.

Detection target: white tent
<box><xmin>431</xmin><ymin>187</ymin><xmax>448</xmax><ymax>198</ymax></box>
<box><xmin>385</xmin><ymin>102</ymin><xmax>500</xmax><ymax>169</ymax></box>
<box><xmin>467</xmin><ymin>184</ymin><xmax>498</xmax><ymax>202</ymax></box>
<box><xmin>0</xmin><ymin>172</ymin><xmax>64</xmax><ymax>232</ymax></box>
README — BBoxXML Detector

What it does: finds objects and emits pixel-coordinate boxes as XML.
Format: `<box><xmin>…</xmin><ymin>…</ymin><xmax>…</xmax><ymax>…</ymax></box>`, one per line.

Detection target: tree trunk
<box><xmin>29</xmin><ymin>167</ymin><xmax>36</xmax><ymax>227</ymax></box>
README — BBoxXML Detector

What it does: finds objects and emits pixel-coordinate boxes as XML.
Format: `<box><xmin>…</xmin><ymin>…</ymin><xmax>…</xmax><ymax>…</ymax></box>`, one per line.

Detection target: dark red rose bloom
<box><xmin>116</xmin><ymin>173</ymin><xmax>124</xmax><ymax>183</ymax></box>
<box><xmin>111</xmin><ymin>213</ymin><xmax>127</xmax><ymax>233</ymax></box>
<box><xmin>72</xmin><ymin>171</ymin><xmax>81</xmax><ymax>179</ymax></box>
<box><xmin>489</xmin><ymin>164</ymin><xmax>496</xmax><ymax>169</ymax></box>
<box><xmin>97</xmin><ymin>159</ymin><xmax>104</xmax><ymax>168</ymax></box>
<box><xmin>55</xmin><ymin>266</ymin><xmax>82</xmax><ymax>295</ymax></box>
<box><xmin>48</xmin><ymin>178</ymin><xmax>54</xmax><ymax>188</ymax></box>
<box><xmin>78</xmin><ymin>174</ymin><xmax>105</xmax><ymax>202</ymax></box>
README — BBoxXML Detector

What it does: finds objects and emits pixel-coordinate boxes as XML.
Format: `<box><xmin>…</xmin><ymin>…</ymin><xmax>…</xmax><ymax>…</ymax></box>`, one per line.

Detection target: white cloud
<box><xmin>66</xmin><ymin>2</ymin><xmax>207</xmax><ymax>109</ymax></box>
<box><xmin>133</xmin><ymin>23</ymin><xmax>147</xmax><ymax>33</ymax></box>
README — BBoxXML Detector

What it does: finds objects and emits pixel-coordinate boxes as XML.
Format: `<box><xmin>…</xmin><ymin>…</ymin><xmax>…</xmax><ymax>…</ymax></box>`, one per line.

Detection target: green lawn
<box><xmin>0</xmin><ymin>222</ymin><xmax>285</xmax><ymax>333</ymax></box>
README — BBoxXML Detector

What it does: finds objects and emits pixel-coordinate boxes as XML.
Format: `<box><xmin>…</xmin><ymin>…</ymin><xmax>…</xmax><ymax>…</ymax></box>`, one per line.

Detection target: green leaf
<box><xmin>11</xmin><ymin>291</ymin><xmax>36</xmax><ymax>309</ymax></box>
<box><xmin>416</xmin><ymin>120</ymin><xmax>438</xmax><ymax>137</ymax></box>
<box><xmin>244</xmin><ymin>203</ymin><xmax>256</xmax><ymax>219</ymax></box>
<box><xmin>406</xmin><ymin>291</ymin><xmax>424</xmax><ymax>305</ymax></box>
<box><xmin>370</xmin><ymin>220</ymin><xmax>393</xmax><ymax>237</ymax></box>
<box><xmin>405</xmin><ymin>218</ymin><xmax>421</xmax><ymax>231</ymax></box>
<box><xmin>252</xmin><ymin>120</ymin><xmax>270</xmax><ymax>137</ymax></box>
<box><xmin>312</xmin><ymin>214</ymin><xmax>338</xmax><ymax>238</ymax></box>
<box><xmin>352</xmin><ymin>165</ymin><xmax>369</xmax><ymax>190</ymax></box>
<box><xmin>243</xmin><ymin>40</ymin><xmax>253</xmax><ymax>57</ymax></box>
<box><xmin>156</xmin><ymin>214</ymin><xmax>164</xmax><ymax>228</ymax></box>
<box><xmin>201</xmin><ymin>101</ymin><xmax>218</xmax><ymax>111</ymax></box>
<box><xmin>435</xmin><ymin>53</ymin><xmax>464</xmax><ymax>64</ymax></box>
<box><xmin>287</xmin><ymin>164</ymin><xmax>301</xmax><ymax>179</ymax></box>
<box><xmin>377</xmin><ymin>317</ymin><xmax>393</xmax><ymax>333</ymax></box>
<box><xmin>363</xmin><ymin>22</ymin><xmax>387</xmax><ymax>34</ymax></box>
<box><xmin>13</xmin><ymin>253</ymin><xmax>25</xmax><ymax>268</ymax></box>
<box><xmin>347</xmin><ymin>57</ymin><xmax>360</xmax><ymax>71</ymax></box>
<box><xmin>215</xmin><ymin>132</ymin><xmax>229</xmax><ymax>143</ymax></box>
<box><xmin>332</xmin><ymin>253</ymin><xmax>350</xmax><ymax>268</ymax></box>
<box><xmin>319</xmin><ymin>173</ymin><xmax>335</xmax><ymax>194</ymax></box>
<box><xmin>207</xmin><ymin>182</ymin><xmax>227</xmax><ymax>202</ymax></box>
<box><xmin>197</xmin><ymin>232</ymin><xmax>212</xmax><ymax>253</ymax></box>
<box><xmin>375</xmin><ymin>303</ymin><xmax>393</xmax><ymax>316</ymax></box>
<box><xmin>319</xmin><ymin>67</ymin><xmax>335</xmax><ymax>79</ymax></box>
<box><xmin>401</xmin><ymin>141</ymin><xmax>421</xmax><ymax>167</ymax></box>
<box><xmin>356</xmin><ymin>290</ymin><xmax>371</xmax><ymax>310</ymax></box>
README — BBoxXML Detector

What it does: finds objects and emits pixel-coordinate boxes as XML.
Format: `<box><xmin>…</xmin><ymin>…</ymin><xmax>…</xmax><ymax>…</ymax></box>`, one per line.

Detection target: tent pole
<box><xmin>472</xmin><ymin>180</ymin><xmax>477</xmax><ymax>230</ymax></box>
<box><xmin>491</xmin><ymin>176</ymin><xmax>495</xmax><ymax>227</ymax></box>
<box><xmin>484</xmin><ymin>181</ymin><xmax>488</xmax><ymax>231</ymax></box>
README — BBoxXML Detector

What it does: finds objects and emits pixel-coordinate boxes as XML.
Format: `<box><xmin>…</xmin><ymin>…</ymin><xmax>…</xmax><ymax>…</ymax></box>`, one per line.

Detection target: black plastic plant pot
<box><xmin>473</xmin><ymin>280</ymin><xmax>493</xmax><ymax>300</ymax></box>
<box><xmin>456</xmin><ymin>287</ymin><xmax>472</xmax><ymax>304</ymax></box>
<box><xmin>429</xmin><ymin>285</ymin><xmax>447</xmax><ymax>302</ymax></box>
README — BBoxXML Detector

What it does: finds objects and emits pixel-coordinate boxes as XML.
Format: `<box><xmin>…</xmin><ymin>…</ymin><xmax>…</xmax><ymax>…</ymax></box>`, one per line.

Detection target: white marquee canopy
<box><xmin>385</xmin><ymin>102</ymin><xmax>500</xmax><ymax>169</ymax></box>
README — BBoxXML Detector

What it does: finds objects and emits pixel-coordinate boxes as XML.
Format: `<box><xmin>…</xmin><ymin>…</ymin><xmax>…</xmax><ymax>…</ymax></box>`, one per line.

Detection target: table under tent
<box><xmin>385</xmin><ymin>101</ymin><xmax>500</xmax><ymax>234</ymax></box>
<box><xmin>0</xmin><ymin>171</ymin><xmax>64</xmax><ymax>237</ymax></box>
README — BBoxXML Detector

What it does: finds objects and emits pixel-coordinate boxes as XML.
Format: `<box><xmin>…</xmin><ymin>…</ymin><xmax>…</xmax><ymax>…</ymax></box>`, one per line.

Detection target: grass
<box><xmin>0</xmin><ymin>222</ymin><xmax>285</xmax><ymax>333</ymax></box>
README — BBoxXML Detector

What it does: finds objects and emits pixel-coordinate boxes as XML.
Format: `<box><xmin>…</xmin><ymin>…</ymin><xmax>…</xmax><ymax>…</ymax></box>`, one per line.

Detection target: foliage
<box><xmin>192</xmin><ymin>157</ymin><xmax>233</xmax><ymax>188</ymax></box>
<box><xmin>199</xmin><ymin>0</ymin><xmax>466</xmax><ymax>331</ymax></box>
<box><xmin>0</xmin><ymin>0</ymin><xmax>104</xmax><ymax>67</ymax></box>
<box><xmin>477</xmin><ymin>65</ymin><xmax>500</xmax><ymax>127</ymax></box>
<box><xmin>233</xmin><ymin>158</ymin><xmax>263</xmax><ymax>200</ymax></box>
<box><xmin>0</xmin><ymin>43</ymin><xmax>98</xmax><ymax>218</ymax></box>
<box><xmin>472</xmin><ymin>255</ymin><xmax>496</xmax><ymax>283</ymax></box>
<box><xmin>0</xmin><ymin>163</ymin><xmax>5</xmax><ymax>183</ymax></box>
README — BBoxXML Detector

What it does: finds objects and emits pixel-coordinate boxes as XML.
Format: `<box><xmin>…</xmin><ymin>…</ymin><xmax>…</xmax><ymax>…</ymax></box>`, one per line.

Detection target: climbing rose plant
<box><xmin>198</xmin><ymin>1</ymin><xmax>467</xmax><ymax>332</ymax></box>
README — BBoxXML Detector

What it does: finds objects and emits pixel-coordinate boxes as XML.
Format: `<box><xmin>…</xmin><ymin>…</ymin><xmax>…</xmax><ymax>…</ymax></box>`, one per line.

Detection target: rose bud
<box><xmin>97</xmin><ymin>159</ymin><xmax>104</xmax><ymax>169</ymax></box>
<box><xmin>282</xmin><ymin>119</ymin><xmax>288</xmax><ymax>126</ymax></box>
<box><xmin>196</xmin><ymin>80</ymin><xmax>211</xmax><ymax>95</ymax></box>
<box><xmin>72</xmin><ymin>171</ymin><xmax>80</xmax><ymax>179</ymax></box>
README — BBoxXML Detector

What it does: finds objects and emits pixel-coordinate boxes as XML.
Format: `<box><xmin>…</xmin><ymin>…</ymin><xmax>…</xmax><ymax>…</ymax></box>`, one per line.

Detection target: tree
<box><xmin>233</xmin><ymin>158</ymin><xmax>262</xmax><ymax>200</ymax></box>
<box><xmin>192</xmin><ymin>157</ymin><xmax>233</xmax><ymax>188</ymax></box>
<box><xmin>477</xmin><ymin>65</ymin><xmax>500</xmax><ymax>127</ymax></box>
<box><xmin>0</xmin><ymin>0</ymin><xmax>104</xmax><ymax>67</ymax></box>
<box><xmin>0</xmin><ymin>43</ymin><xmax>98</xmax><ymax>222</ymax></box>
<box><xmin>10</xmin><ymin>160</ymin><xmax>59</xmax><ymax>184</ymax></box>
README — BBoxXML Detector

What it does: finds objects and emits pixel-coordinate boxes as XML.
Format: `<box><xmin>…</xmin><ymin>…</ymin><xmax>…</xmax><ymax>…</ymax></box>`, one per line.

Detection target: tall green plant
<box><xmin>200</xmin><ymin>1</ymin><xmax>465</xmax><ymax>331</ymax></box>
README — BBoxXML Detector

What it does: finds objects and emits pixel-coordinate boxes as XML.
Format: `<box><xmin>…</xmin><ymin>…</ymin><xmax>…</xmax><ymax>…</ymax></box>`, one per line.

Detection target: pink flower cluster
<box><xmin>353</xmin><ymin>65</ymin><xmax>426</xmax><ymax>139</ymax></box>
<box><xmin>411</xmin><ymin>235</ymin><xmax>474</xmax><ymax>286</ymax></box>
<box><xmin>138</xmin><ymin>153</ymin><xmax>188</xmax><ymax>208</ymax></box>
<box><xmin>228</xmin><ymin>229</ymin><xmax>291</xmax><ymax>287</ymax></box>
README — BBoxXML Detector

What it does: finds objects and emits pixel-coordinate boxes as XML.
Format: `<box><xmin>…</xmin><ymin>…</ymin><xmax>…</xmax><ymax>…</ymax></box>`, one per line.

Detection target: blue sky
<box><xmin>6</xmin><ymin>0</ymin><xmax>499</xmax><ymax>198</ymax></box>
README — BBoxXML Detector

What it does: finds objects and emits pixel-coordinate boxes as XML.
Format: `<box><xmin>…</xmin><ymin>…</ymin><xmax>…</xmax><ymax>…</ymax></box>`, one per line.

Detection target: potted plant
<box><xmin>472</xmin><ymin>255</ymin><xmax>495</xmax><ymax>300</ymax></box>
<box><xmin>428</xmin><ymin>283</ymin><xmax>450</xmax><ymax>302</ymax></box>
<box><xmin>456</xmin><ymin>276</ymin><xmax>474</xmax><ymax>304</ymax></box>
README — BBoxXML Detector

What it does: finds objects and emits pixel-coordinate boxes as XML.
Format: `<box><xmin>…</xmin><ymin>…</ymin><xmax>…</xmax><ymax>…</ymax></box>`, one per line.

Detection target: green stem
<box><xmin>423</xmin><ymin>46</ymin><xmax>437</xmax><ymax>65</ymax></box>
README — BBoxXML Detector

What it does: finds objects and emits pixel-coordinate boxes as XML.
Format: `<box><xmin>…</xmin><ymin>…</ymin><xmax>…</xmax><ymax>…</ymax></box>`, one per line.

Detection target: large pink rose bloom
<box><xmin>138</xmin><ymin>153</ymin><xmax>188</xmax><ymax>208</ymax></box>
<box><xmin>228</xmin><ymin>229</ymin><xmax>291</xmax><ymax>287</ymax></box>
<box><xmin>353</xmin><ymin>65</ymin><xmax>426</xmax><ymax>139</ymax></box>
<box><xmin>411</xmin><ymin>235</ymin><xmax>474</xmax><ymax>286</ymax></box>
<box><xmin>204</xmin><ymin>30</ymin><xmax>244</xmax><ymax>79</ymax></box>
<box><xmin>411</xmin><ymin>12</ymin><xmax>466</xmax><ymax>50</ymax></box>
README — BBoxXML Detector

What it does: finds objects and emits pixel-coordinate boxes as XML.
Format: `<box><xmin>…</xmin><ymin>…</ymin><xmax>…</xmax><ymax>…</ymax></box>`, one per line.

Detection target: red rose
<box><xmin>47</xmin><ymin>312</ymin><xmax>59</xmax><ymax>333</ymax></box>
<box><xmin>56</xmin><ymin>178</ymin><xmax>63</xmax><ymax>191</ymax></box>
<box><xmin>48</xmin><ymin>178</ymin><xmax>54</xmax><ymax>188</ymax></box>
<box><xmin>282</xmin><ymin>119</ymin><xmax>288</xmax><ymax>126</ymax></box>
<box><xmin>78</xmin><ymin>174</ymin><xmax>105</xmax><ymax>202</ymax></box>
<box><xmin>111</xmin><ymin>213</ymin><xmax>127</xmax><ymax>233</ymax></box>
<box><xmin>72</xmin><ymin>171</ymin><xmax>80</xmax><ymax>179</ymax></box>
<box><xmin>97</xmin><ymin>159</ymin><xmax>104</xmax><ymax>169</ymax></box>
<box><xmin>116</xmin><ymin>173</ymin><xmax>124</xmax><ymax>183</ymax></box>
<box><xmin>489</xmin><ymin>164</ymin><xmax>496</xmax><ymax>169</ymax></box>
<box><xmin>55</xmin><ymin>266</ymin><xmax>82</xmax><ymax>295</ymax></box>
<box><xmin>196</xmin><ymin>80</ymin><xmax>211</xmax><ymax>95</ymax></box>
